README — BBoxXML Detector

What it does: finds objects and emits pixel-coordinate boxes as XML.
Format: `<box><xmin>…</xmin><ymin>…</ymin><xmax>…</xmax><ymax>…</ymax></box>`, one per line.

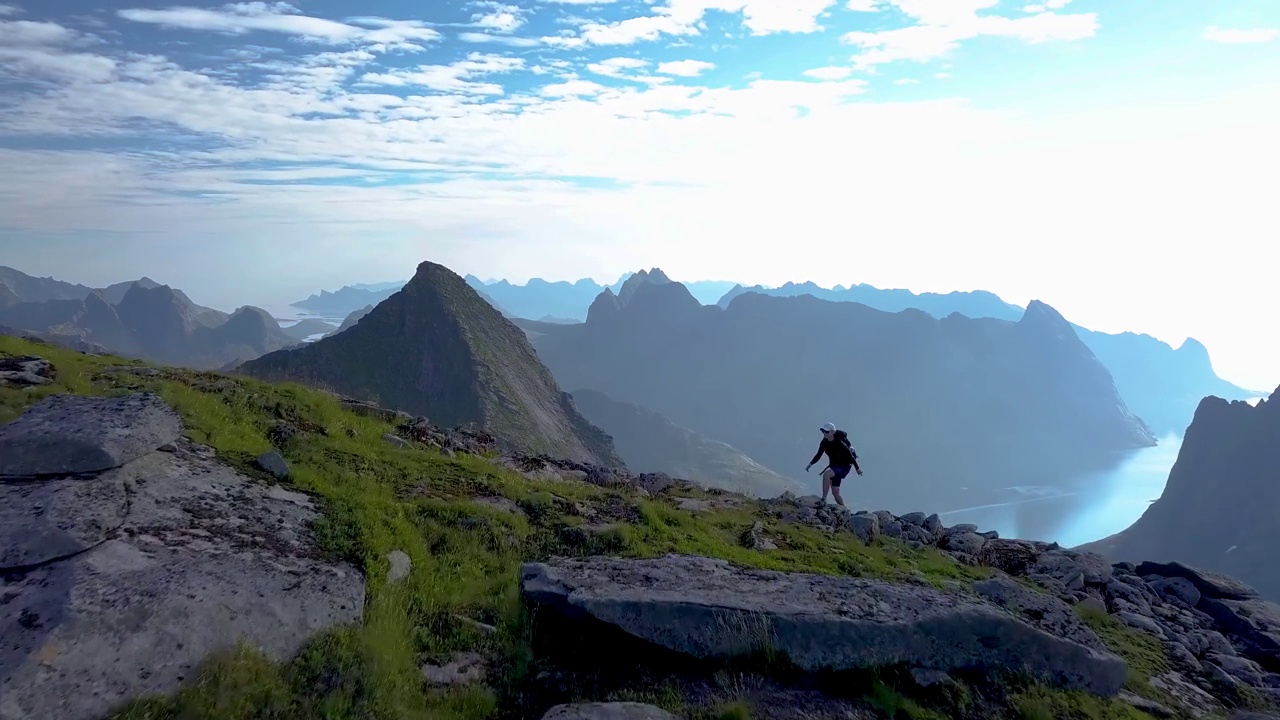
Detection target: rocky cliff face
<box><xmin>239</xmin><ymin>261</ymin><xmax>624</xmax><ymax>467</ymax></box>
<box><xmin>1079</xmin><ymin>387</ymin><xmax>1280</xmax><ymax>601</ymax></box>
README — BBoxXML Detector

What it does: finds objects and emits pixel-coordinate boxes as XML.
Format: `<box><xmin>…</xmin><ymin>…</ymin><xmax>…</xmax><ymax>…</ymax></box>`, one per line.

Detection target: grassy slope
<box><xmin>0</xmin><ymin>335</ymin><xmax>1210</xmax><ymax>720</ymax></box>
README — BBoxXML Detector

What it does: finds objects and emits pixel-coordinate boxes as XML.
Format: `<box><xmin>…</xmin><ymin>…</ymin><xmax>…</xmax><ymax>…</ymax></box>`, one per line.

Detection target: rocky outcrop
<box><xmin>523</xmin><ymin>554</ymin><xmax>1128</xmax><ymax>695</ymax></box>
<box><xmin>0</xmin><ymin>392</ymin><xmax>365</xmax><ymax>720</ymax></box>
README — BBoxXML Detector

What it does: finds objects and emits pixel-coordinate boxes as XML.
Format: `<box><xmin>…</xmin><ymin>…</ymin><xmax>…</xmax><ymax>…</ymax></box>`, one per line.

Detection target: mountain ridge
<box><xmin>525</xmin><ymin>274</ymin><xmax>1155</xmax><ymax>513</ymax></box>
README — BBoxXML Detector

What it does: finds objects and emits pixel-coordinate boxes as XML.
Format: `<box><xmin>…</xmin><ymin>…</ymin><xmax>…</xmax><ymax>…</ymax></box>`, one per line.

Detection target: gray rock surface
<box><xmin>541</xmin><ymin>703</ymin><xmax>679</xmax><ymax>720</ymax></box>
<box><xmin>0</xmin><ymin>356</ymin><xmax>52</xmax><ymax>387</ymax></box>
<box><xmin>521</xmin><ymin>554</ymin><xmax>1127</xmax><ymax>696</ymax></box>
<box><xmin>0</xmin><ymin>392</ymin><xmax>182</xmax><ymax>477</ymax></box>
<box><xmin>387</xmin><ymin>550</ymin><xmax>412</xmax><ymax>583</ymax></box>
<box><xmin>0</xmin><ymin>473</ymin><xmax>130</xmax><ymax>568</ymax></box>
<box><xmin>255</xmin><ymin>450</ymin><xmax>290</xmax><ymax>479</ymax></box>
<box><xmin>1137</xmin><ymin>561</ymin><xmax>1259</xmax><ymax>601</ymax></box>
<box><xmin>0</xmin><ymin>405</ymin><xmax>364</xmax><ymax>720</ymax></box>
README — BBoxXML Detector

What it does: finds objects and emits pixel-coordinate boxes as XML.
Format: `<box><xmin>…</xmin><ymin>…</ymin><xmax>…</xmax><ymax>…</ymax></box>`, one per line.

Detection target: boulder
<box><xmin>0</xmin><ymin>436</ymin><xmax>365</xmax><ymax>720</ymax></box>
<box><xmin>0</xmin><ymin>392</ymin><xmax>182</xmax><ymax>478</ymax></box>
<box><xmin>521</xmin><ymin>554</ymin><xmax>1127</xmax><ymax>696</ymax></box>
<box><xmin>255</xmin><ymin>450</ymin><xmax>290</xmax><ymax>479</ymax></box>
<box><xmin>0</xmin><ymin>356</ymin><xmax>52</xmax><ymax>387</ymax></box>
<box><xmin>541</xmin><ymin>703</ymin><xmax>678</xmax><ymax>720</ymax></box>
<box><xmin>1136</xmin><ymin>561</ymin><xmax>1259</xmax><ymax>601</ymax></box>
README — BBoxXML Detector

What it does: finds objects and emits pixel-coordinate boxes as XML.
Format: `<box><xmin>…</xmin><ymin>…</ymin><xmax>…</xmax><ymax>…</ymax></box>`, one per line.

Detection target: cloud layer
<box><xmin>1</xmin><ymin>0</ymin><xmax>1279</xmax><ymax>388</ymax></box>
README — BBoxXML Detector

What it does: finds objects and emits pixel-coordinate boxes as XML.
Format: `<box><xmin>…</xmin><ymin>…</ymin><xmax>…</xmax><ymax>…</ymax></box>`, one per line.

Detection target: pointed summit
<box><xmin>239</xmin><ymin>260</ymin><xmax>623</xmax><ymax>466</ymax></box>
<box><xmin>617</xmin><ymin>268</ymin><xmax>672</xmax><ymax>307</ymax></box>
<box><xmin>586</xmin><ymin>287</ymin><xmax>622</xmax><ymax>325</ymax></box>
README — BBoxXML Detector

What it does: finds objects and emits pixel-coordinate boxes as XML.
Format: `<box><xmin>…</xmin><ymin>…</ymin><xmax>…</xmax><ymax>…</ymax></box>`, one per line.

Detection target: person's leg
<box><xmin>830</xmin><ymin>466</ymin><xmax>850</xmax><ymax>507</ymax></box>
<box><xmin>821</xmin><ymin>467</ymin><xmax>832</xmax><ymax>502</ymax></box>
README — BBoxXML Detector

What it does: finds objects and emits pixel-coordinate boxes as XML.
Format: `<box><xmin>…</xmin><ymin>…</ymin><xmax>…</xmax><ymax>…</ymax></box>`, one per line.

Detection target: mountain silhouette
<box><xmin>0</xmin><ymin>274</ymin><xmax>291</xmax><ymax>370</ymax></box>
<box><xmin>240</xmin><ymin>261</ymin><xmax>623</xmax><ymax>466</ymax></box>
<box><xmin>1078</xmin><ymin>387</ymin><xmax>1280</xmax><ymax>600</ymax></box>
<box><xmin>720</xmin><ymin>285</ymin><xmax>1252</xmax><ymax>436</ymax></box>
<box><xmin>527</xmin><ymin>273</ymin><xmax>1155</xmax><ymax>512</ymax></box>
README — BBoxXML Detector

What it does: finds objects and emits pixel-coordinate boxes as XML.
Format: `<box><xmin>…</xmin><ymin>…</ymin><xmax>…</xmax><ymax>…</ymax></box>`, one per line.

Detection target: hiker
<box><xmin>806</xmin><ymin>422</ymin><xmax>862</xmax><ymax>506</ymax></box>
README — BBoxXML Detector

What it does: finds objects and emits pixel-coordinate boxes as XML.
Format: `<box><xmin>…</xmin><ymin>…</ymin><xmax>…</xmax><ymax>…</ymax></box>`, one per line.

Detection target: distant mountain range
<box><xmin>0</xmin><ymin>266</ymin><xmax>299</xmax><ymax>370</ymax></box>
<box><xmin>290</xmin><ymin>270</ymin><xmax>1253</xmax><ymax>437</ymax></box>
<box><xmin>1078</xmin><ymin>385</ymin><xmax>1280</xmax><ymax>601</ymax></box>
<box><xmin>521</xmin><ymin>271</ymin><xmax>1158</xmax><ymax>512</ymax></box>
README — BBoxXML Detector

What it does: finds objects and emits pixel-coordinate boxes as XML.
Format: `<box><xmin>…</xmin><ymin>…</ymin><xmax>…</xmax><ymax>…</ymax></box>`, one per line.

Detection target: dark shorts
<box><xmin>829</xmin><ymin>465</ymin><xmax>852</xmax><ymax>486</ymax></box>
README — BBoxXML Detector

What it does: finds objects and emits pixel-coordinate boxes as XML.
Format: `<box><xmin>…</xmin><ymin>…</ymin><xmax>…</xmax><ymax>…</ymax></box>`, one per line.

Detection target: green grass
<box><xmin>1010</xmin><ymin>686</ymin><xmax>1155</xmax><ymax>720</ymax></box>
<box><xmin>1074</xmin><ymin>602</ymin><xmax>1172</xmax><ymax>696</ymax></box>
<box><xmin>0</xmin><ymin>336</ymin><xmax>1202</xmax><ymax>720</ymax></box>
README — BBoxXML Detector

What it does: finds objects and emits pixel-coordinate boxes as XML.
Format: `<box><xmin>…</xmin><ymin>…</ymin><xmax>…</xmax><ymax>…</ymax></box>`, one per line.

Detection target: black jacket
<box><xmin>811</xmin><ymin>430</ymin><xmax>857</xmax><ymax>467</ymax></box>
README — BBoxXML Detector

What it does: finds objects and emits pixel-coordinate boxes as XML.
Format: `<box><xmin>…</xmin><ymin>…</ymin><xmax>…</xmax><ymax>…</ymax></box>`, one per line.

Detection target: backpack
<box><xmin>833</xmin><ymin>430</ymin><xmax>857</xmax><ymax>460</ymax></box>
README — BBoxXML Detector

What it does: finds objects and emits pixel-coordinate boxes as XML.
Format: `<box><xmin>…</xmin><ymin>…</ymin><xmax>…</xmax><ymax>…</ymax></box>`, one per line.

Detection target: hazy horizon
<box><xmin>2</xmin><ymin>0</ymin><xmax>1278</xmax><ymax>391</ymax></box>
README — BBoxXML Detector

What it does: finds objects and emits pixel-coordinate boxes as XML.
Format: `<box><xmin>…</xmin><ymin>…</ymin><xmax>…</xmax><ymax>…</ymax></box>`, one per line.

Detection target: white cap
<box><xmin>820</xmin><ymin>422</ymin><xmax>836</xmax><ymax>433</ymax></box>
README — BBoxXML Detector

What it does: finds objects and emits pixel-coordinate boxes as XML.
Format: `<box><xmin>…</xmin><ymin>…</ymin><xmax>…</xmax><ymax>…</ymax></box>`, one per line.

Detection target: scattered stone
<box><xmin>541</xmin><ymin>703</ymin><xmax>678</xmax><ymax>720</ymax></box>
<box><xmin>474</xmin><ymin>496</ymin><xmax>525</xmax><ymax>516</ymax></box>
<box><xmin>0</xmin><ymin>355</ymin><xmax>52</xmax><ymax>387</ymax></box>
<box><xmin>847</xmin><ymin>513</ymin><xmax>879</xmax><ymax>544</ymax></box>
<box><xmin>454</xmin><ymin>614</ymin><xmax>498</xmax><ymax>636</ymax></box>
<box><xmin>101</xmin><ymin>365</ymin><xmax>161</xmax><ymax>378</ymax></box>
<box><xmin>0</xmin><ymin>392</ymin><xmax>182</xmax><ymax>478</ymax></box>
<box><xmin>741</xmin><ymin>521</ymin><xmax>778</xmax><ymax>550</ymax></box>
<box><xmin>387</xmin><ymin>550</ymin><xmax>412</xmax><ymax>584</ymax></box>
<box><xmin>421</xmin><ymin>652</ymin><xmax>486</xmax><ymax>686</ymax></box>
<box><xmin>1119</xmin><ymin>690</ymin><xmax>1174</xmax><ymax>717</ymax></box>
<box><xmin>255</xmin><ymin>450</ymin><xmax>290</xmax><ymax>479</ymax></box>
<box><xmin>522</xmin><ymin>554</ymin><xmax>1127</xmax><ymax>696</ymax></box>
<box><xmin>383</xmin><ymin>433</ymin><xmax>410</xmax><ymax>449</ymax></box>
<box><xmin>910</xmin><ymin>668</ymin><xmax>955</xmax><ymax>688</ymax></box>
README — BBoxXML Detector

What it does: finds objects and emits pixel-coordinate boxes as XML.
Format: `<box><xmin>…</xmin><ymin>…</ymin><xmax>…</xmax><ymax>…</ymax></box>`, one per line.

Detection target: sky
<box><xmin>0</xmin><ymin>0</ymin><xmax>1278</xmax><ymax>390</ymax></box>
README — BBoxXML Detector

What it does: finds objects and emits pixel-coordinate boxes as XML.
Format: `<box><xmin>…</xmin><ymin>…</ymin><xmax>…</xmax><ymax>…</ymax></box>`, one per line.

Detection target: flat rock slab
<box><xmin>0</xmin><ymin>392</ymin><xmax>182</xmax><ymax>478</ymax></box>
<box><xmin>0</xmin><ymin>474</ymin><xmax>130</xmax><ymax>570</ymax></box>
<box><xmin>0</xmin><ymin>439</ymin><xmax>365</xmax><ymax>720</ymax></box>
<box><xmin>542</xmin><ymin>703</ymin><xmax>679</xmax><ymax>720</ymax></box>
<box><xmin>522</xmin><ymin>554</ymin><xmax>1127</xmax><ymax>696</ymax></box>
<box><xmin>1136</xmin><ymin>561</ymin><xmax>1259</xmax><ymax>601</ymax></box>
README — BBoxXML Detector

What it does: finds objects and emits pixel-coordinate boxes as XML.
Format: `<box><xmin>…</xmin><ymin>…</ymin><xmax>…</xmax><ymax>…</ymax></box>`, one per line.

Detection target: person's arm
<box><xmin>848</xmin><ymin>443</ymin><xmax>863</xmax><ymax>475</ymax></box>
<box><xmin>807</xmin><ymin>443</ymin><xmax>825</xmax><ymax>469</ymax></box>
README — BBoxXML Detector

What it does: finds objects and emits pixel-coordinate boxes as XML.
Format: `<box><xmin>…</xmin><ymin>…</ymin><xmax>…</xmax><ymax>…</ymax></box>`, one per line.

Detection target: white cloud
<box><xmin>846</xmin><ymin>0</ymin><xmax>878</xmax><ymax>10</ymax></box>
<box><xmin>1203</xmin><ymin>26</ymin><xmax>1279</xmax><ymax>44</ymax></box>
<box><xmin>0</xmin><ymin>19</ymin><xmax>78</xmax><ymax>45</ymax></box>
<box><xmin>587</xmin><ymin>56</ymin><xmax>650</xmax><ymax>77</ymax></box>
<box><xmin>539</xmin><ymin>79</ymin><xmax>607</xmax><ymax>96</ymax></box>
<box><xmin>803</xmin><ymin>65</ymin><xmax>852</xmax><ymax>80</ymax></box>
<box><xmin>118</xmin><ymin>2</ymin><xmax>441</xmax><ymax>47</ymax></box>
<box><xmin>471</xmin><ymin>2</ymin><xmax>526</xmax><ymax>33</ymax></box>
<box><xmin>550</xmin><ymin>0</ymin><xmax>838</xmax><ymax>46</ymax></box>
<box><xmin>656</xmin><ymin>59</ymin><xmax>715</xmax><ymax>76</ymax></box>
<box><xmin>841</xmin><ymin>3</ymin><xmax>1097</xmax><ymax>68</ymax></box>
<box><xmin>459</xmin><ymin>31</ymin><xmax>542</xmax><ymax>46</ymax></box>
<box><xmin>0</xmin><ymin>4</ymin><xmax>21</xmax><ymax>16</ymax></box>
<box><xmin>359</xmin><ymin>52</ymin><xmax>523</xmax><ymax>94</ymax></box>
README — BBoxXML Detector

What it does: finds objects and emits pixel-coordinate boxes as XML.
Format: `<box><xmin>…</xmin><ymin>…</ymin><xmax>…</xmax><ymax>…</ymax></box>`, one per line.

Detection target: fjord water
<box><xmin>937</xmin><ymin>434</ymin><xmax>1184</xmax><ymax>547</ymax></box>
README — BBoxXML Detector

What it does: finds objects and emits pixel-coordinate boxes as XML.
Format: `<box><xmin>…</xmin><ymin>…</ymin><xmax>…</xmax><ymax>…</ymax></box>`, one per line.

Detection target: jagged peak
<box><xmin>1018</xmin><ymin>299</ymin><xmax>1077</xmax><ymax>337</ymax></box>
<box><xmin>586</xmin><ymin>287</ymin><xmax>621</xmax><ymax>325</ymax></box>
